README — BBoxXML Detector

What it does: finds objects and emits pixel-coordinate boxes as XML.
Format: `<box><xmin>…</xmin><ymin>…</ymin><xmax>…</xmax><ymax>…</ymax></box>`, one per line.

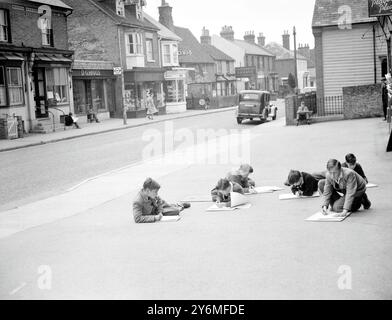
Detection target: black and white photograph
<box><xmin>0</xmin><ymin>0</ymin><xmax>391</xmax><ymax>305</ymax></box>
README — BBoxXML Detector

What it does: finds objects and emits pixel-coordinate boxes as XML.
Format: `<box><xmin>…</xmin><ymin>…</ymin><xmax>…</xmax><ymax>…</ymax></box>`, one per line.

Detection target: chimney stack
<box><xmin>282</xmin><ymin>30</ymin><xmax>290</xmax><ymax>50</ymax></box>
<box><xmin>159</xmin><ymin>0</ymin><xmax>174</xmax><ymax>31</ymax></box>
<box><xmin>298</xmin><ymin>43</ymin><xmax>310</xmax><ymax>59</ymax></box>
<box><xmin>200</xmin><ymin>27</ymin><xmax>211</xmax><ymax>45</ymax></box>
<box><xmin>257</xmin><ymin>32</ymin><xmax>266</xmax><ymax>47</ymax></box>
<box><xmin>244</xmin><ymin>31</ymin><xmax>255</xmax><ymax>44</ymax></box>
<box><xmin>220</xmin><ymin>25</ymin><xmax>234</xmax><ymax>41</ymax></box>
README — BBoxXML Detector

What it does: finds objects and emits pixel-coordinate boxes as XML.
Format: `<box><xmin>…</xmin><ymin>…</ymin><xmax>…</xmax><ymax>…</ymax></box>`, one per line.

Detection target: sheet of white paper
<box><xmin>160</xmin><ymin>216</ymin><xmax>181</xmax><ymax>223</ymax></box>
<box><xmin>366</xmin><ymin>183</ymin><xmax>378</xmax><ymax>188</ymax></box>
<box><xmin>246</xmin><ymin>186</ymin><xmax>284</xmax><ymax>195</ymax></box>
<box><xmin>306</xmin><ymin>211</ymin><xmax>352</xmax><ymax>222</ymax></box>
<box><xmin>230</xmin><ymin>192</ymin><xmax>249</xmax><ymax>207</ymax></box>
<box><xmin>279</xmin><ymin>192</ymin><xmax>320</xmax><ymax>200</ymax></box>
<box><xmin>181</xmin><ymin>196</ymin><xmax>212</xmax><ymax>203</ymax></box>
<box><xmin>206</xmin><ymin>203</ymin><xmax>252</xmax><ymax>212</ymax></box>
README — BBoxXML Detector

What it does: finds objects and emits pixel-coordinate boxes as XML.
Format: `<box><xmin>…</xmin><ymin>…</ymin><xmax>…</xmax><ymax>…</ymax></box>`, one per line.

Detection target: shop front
<box><xmin>235</xmin><ymin>67</ymin><xmax>257</xmax><ymax>91</ymax></box>
<box><xmin>124</xmin><ymin>67</ymin><xmax>166</xmax><ymax>118</ymax></box>
<box><xmin>163</xmin><ymin>69</ymin><xmax>187</xmax><ymax>114</ymax></box>
<box><xmin>72</xmin><ymin>68</ymin><xmax>116</xmax><ymax>122</ymax></box>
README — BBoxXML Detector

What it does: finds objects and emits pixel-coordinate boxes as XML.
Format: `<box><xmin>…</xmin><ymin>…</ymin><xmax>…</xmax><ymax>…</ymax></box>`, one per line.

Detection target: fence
<box><xmin>294</xmin><ymin>93</ymin><xmax>344</xmax><ymax>117</ymax></box>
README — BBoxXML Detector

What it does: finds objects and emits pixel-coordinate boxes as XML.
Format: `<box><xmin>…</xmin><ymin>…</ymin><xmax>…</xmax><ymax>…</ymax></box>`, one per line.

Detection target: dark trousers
<box><xmin>318</xmin><ymin>180</ymin><xmax>365</xmax><ymax>213</ymax></box>
<box><xmin>383</xmin><ymin>100</ymin><xmax>388</xmax><ymax>119</ymax></box>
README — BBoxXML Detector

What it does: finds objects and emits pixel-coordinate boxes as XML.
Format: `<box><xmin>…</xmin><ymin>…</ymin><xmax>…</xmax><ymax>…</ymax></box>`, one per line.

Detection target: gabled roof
<box><xmin>312</xmin><ymin>0</ymin><xmax>376</xmax><ymax>27</ymax></box>
<box><xmin>89</xmin><ymin>0</ymin><xmax>158</xmax><ymax>30</ymax></box>
<box><xmin>265</xmin><ymin>42</ymin><xmax>307</xmax><ymax>60</ymax></box>
<box><xmin>201</xmin><ymin>44</ymin><xmax>235</xmax><ymax>61</ymax></box>
<box><xmin>143</xmin><ymin>12</ymin><xmax>182</xmax><ymax>41</ymax></box>
<box><xmin>232</xmin><ymin>39</ymin><xmax>275</xmax><ymax>57</ymax></box>
<box><xmin>28</xmin><ymin>0</ymin><xmax>72</xmax><ymax>10</ymax></box>
<box><xmin>173</xmin><ymin>26</ymin><xmax>215</xmax><ymax>64</ymax></box>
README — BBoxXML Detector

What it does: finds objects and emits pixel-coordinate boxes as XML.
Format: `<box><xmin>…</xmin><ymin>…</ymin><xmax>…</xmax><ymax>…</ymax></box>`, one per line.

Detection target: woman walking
<box><xmin>146</xmin><ymin>90</ymin><xmax>158</xmax><ymax>120</ymax></box>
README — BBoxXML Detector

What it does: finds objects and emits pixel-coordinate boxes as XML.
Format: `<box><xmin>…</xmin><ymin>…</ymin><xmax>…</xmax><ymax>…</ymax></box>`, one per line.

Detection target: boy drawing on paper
<box><xmin>285</xmin><ymin>170</ymin><xmax>320</xmax><ymax>197</ymax></box>
<box><xmin>211</xmin><ymin>178</ymin><xmax>244</xmax><ymax>207</ymax></box>
<box><xmin>133</xmin><ymin>178</ymin><xmax>190</xmax><ymax>223</ymax></box>
<box><xmin>319</xmin><ymin>159</ymin><xmax>370</xmax><ymax>217</ymax></box>
<box><xmin>227</xmin><ymin>164</ymin><xmax>256</xmax><ymax>194</ymax></box>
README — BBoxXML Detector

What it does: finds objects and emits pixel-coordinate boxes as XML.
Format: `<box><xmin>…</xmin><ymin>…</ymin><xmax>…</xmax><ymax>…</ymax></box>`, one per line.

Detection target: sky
<box><xmin>145</xmin><ymin>0</ymin><xmax>316</xmax><ymax>49</ymax></box>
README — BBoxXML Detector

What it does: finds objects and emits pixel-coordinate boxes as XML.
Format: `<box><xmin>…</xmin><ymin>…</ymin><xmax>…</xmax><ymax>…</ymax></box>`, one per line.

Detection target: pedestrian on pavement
<box><xmin>318</xmin><ymin>159</ymin><xmax>370</xmax><ymax>217</ymax></box>
<box><xmin>285</xmin><ymin>170</ymin><xmax>320</xmax><ymax>197</ymax></box>
<box><xmin>146</xmin><ymin>90</ymin><xmax>158</xmax><ymax>120</ymax></box>
<box><xmin>133</xmin><ymin>178</ymin><xmax>191</xmax><ymax>224</ymax></box>
<box><xmin>296</xmin><ymin>101</ymin><xmax>311</xmax><ymax>125</ymax></box>
<box><xmin>227</xmin><ymin>164</ymin><xmax>256</xmax><ymax>194</ymax></box>
<box><xmin>65</xmin><ymin>112</ymin><xmax>81</xmax><ymax>129</ymax></box>
<box><xmin>87</xmin><ymin>107</ymin><xmax>100</xmax><ymax>123</ymax></box>
<box><xmin>211</xmin><ymin>178</ymin><xmax>244</xmax><ymax>205</ymax></box>
<box><xmin>205</xmin><ymin>96</ymin><xmax>210</xmax><ymax>110</ymax></box>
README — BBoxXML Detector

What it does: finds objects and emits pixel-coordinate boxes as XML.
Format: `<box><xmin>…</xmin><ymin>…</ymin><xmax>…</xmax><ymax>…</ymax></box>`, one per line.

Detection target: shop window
<box><xmin>126</xmin><ymin>33</ymin><xmax>143</xmax><ymax>55</ymax></box>
<box><xmin>91</xmin><ymin>80</ymin><xmax>105</xmax><ymax>111</ymax></box>
<box><xmin>146</xmin><ymin>38</ymin><xmax>154</xmax><ymax>61</ymax></box>
<box><xmin>7</xmin><ymin>67</ymin><xmax>23</xmax><ymax>106</ymax></box>
<box><xmin>46</xmin><ymin>68</ymin><xmax>68</xmax><ymax>103</ymax></box>
<box><xmin>0</xmin><ymin>9</ymin><xmax>10</xmax><ymax>43</ymax></box>
<box><xmin>0</xmin><ymin>66</ymin><xmax>6</xmax><ymax>106</ymax></box>
<box><xmin>164</xmin><ymin>79</ymin><xmax>185</xmax><ymax>103</ymax></box>
<box><xmin>40</xmin><ymin>18</ymin><xmax>53</xmax><ymax>46</ymax></box>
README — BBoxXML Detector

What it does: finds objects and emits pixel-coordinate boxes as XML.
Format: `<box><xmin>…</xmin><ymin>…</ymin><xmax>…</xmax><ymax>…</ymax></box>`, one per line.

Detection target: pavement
<box><xmin>0</xmin><ymin>107</ymin><xmax>236</xmax><ymax>153</ymax></box>
<box><xmin>0</xmin><ymin>101</ymin><xmax>392</xmax><ymax>300</ymax></box>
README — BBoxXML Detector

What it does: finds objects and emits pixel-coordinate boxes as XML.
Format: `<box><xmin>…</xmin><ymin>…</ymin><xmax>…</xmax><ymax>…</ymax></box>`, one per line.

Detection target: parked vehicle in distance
<box><xmin>235</xmin><ymin>90</ymin><xmax>277</xmax><ymax>124</ymax></box>
<box><xmin>302</xmin><ymin>87</ymin><xmax>317</xmax><ymax>94</ymax></box>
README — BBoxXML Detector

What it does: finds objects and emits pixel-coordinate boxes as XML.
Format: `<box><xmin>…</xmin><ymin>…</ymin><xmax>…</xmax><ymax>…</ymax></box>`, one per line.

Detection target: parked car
<box><xmin>235</xmin><ymin>90</ymin><xmax>277</xmax><ymax>124</ymax></box>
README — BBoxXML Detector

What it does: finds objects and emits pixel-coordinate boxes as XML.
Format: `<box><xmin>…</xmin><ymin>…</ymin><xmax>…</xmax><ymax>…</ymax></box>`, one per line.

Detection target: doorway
<box><xmin>33</xmin><ymin>68</ymin><xmax>48</xmax><ymax>118</ymax></box>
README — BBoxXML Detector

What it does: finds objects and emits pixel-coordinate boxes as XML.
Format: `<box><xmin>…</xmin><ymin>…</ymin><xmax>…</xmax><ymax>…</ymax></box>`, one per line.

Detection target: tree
<box><xmin>288</xmin><ymin>73</ymin><xmax>297</xmax><ymax>89</ymax></box>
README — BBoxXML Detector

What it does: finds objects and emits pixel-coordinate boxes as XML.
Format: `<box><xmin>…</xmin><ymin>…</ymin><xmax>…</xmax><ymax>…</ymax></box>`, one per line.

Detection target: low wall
<box><xmin>343</xmin><ymin>84</ymin><xmax>383</xmax><ymax>119</ymax></box>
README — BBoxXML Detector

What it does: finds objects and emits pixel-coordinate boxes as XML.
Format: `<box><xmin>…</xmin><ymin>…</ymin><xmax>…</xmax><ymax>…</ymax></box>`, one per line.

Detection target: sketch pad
<box><xmin>180</xmin><ymin>195</ymin><xmax>212</xmax><ymax>203</ymax></box>
<box><xmin>160</xmin><ymin>216</ymin><xmax>182</xmax><ymax>223</ymax></box>
<box><xmin>246</xmin><ymin>186</ymin><xmax>285</xmax><ymax>195</ymax></box>
<box><xmin>306</xmin><ymin>211</ymin><xmax>352</xmax><ymax>222</ymax></box>
<box><xmin>206</xmin><ymin>203</ymin><xmax>252</xmax><ymax>212</ymax></box>
<box><xmin>279</xmin><ymin>192</ymin><xmax>320</xmax><ymax>200</ymax></box>
<box><xmin>366</xmin><ymin>183</ymin><xmax>378</xmax><ymax>189</ymax></box>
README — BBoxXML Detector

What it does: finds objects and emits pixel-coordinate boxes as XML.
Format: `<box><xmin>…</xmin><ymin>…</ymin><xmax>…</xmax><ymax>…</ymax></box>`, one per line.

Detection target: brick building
<box><xmin>157</xmin><ymin>1</ymin><xmax>216</xmax><ymax>107</ymax></box>
<box><xmin>265</xmin><ymin>32</ymin><xmax>310</xmax><ymax>92</ymax></box>
<box><xmin>0</xmin><ymin>0</ymin><xmax>74</xmax><ymax>134</ymax></box>
<box><xmin>64</xmin><ymin>0</ymin><xmax>166</xmax><ymax>119</ymax></box>
<box><xmin>211</xmin><ymin>27</ymin><xmax>278</xmax><ymax>92</ymax></box>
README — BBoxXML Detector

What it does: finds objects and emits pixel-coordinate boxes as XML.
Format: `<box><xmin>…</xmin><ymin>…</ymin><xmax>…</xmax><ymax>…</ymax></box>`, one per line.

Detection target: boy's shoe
<box><xmin>362</xmin><ymin>193</ymin><xmax>371</xmax><ymax>210</ymax></box>
<box><xmin>178</xmin><ymin>202</ymin><xmax>191</xmax><ymax>209</ymax></box>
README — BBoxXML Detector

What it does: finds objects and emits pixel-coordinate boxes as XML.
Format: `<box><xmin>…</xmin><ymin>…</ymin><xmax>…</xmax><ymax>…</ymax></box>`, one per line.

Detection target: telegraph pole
<box><xmin>293</xmin><ymin>26</ymin><xmax>298</xmax><ymax>94</ymax></box>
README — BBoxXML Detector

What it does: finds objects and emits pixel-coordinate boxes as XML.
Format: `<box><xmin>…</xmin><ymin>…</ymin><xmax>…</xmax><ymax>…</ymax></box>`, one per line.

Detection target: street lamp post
<box><xmin>293</xmin><ymin>26</ymin><xmax>298</xmax><ymax>94</ymax></box>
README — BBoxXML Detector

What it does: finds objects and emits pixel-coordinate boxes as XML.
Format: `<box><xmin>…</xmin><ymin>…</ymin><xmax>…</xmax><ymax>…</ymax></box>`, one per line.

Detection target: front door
<box><xmin>33</xmin><ymin>68</ymin><xmax>48</xmax><ymax>118</ymax></box>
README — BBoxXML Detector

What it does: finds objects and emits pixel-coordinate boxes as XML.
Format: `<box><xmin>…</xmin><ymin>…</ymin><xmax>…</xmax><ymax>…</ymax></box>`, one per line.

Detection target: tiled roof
<box><xmin>28</xmin><ymin>0</ymin><xmax>72</xmax><ymax>10</ymax></box>
<box><xmin>89</xmin><ymin>0</ymin><xmax>159</xmax><ymax>30</ymax></box>
<box><xmin>312</xmin><ymin>0</ymin><xmax>376</xmax><ymax>27</ymax></box>
<box><xmin>143</xmin><ymin>12</ymin><xmax>182</xmax><ymax>41</ymax></box>
<box><xmin>232</xmin><ymin>40</ymin><xmax>275</xmax><ymax>57</ymax></box>
<box><xmin>265</xmin><ymin>42</ymin><xmax>307</xmax><ymax>60</ymax></box>
<box><xmin>173</xmin><ymin>26</ymin><xmax>215</xmax><ymax>64</ymax></box>
<box><xmin>201</xmin><ymin>44</ymin><xmax>235</xmax><ymax>61</ymax></box>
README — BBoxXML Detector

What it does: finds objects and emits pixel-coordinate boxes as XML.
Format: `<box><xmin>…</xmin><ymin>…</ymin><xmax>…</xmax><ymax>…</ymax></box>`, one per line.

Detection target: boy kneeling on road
<box><xmin>133</xmin><ymin>178</ymin><xmax>190</xmax><ymax>223</ymax></box>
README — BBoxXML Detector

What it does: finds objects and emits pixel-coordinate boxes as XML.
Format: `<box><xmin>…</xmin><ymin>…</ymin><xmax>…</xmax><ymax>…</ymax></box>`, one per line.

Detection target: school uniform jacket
<box><xmin>291</xmin><ymin>172</ymin><xmax>319</xmax><ymax>197</ymax></box>
<box><xmin>322</xmin><ymin>168</ymin><xmax>367</xmax><ymax>211</ymax></box>
<box><xmin>342</xmin><ymin>162</ymin><xmax>368</xmax><ymax>183</ymax></box>
<box><xmin>133</xmin><ymin>191</ymin><xmax>170</xmax><ymax>224</ymax></box>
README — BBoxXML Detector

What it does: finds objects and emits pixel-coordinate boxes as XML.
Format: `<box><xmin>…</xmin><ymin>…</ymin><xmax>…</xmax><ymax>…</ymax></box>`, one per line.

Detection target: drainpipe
<box><xmin>373</xmin><ymin>25</ymin><xmax>377</xmax><ymax>84</ymax></box>
<box><xmin>118</xmin><ymin>26</ymin><xmax>127</xmax><ymax>125</ymax></box>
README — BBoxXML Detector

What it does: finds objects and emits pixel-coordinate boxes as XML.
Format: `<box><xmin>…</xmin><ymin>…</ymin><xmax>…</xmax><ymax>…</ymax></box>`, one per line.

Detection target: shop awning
<box><xmin>0</xmin><ymin>52</ymin><xmax>24</xmax><ymax>60</ymax></box>
<box><xmin>124</xmin><ymin>68</ymin><xmax>165</xmax><ymax>82</ymax></box>
<box><xmin>34</xmin><ymin>53</ymin><xmax>72</xmax><ymax>64</ymax></box>
<box><xmin>216</xmin><ymin>75</ymin><xmax>226</xmax><ymax>82</ymax></box>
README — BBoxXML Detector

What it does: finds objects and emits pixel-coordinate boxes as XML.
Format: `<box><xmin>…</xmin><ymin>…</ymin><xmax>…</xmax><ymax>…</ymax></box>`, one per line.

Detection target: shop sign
<box><xmin>369</xmin><ymin>0</ymin><xmax>392</xmax><ymax>16</ymax></box>
<box><xmin>235</xmin><ymin>67</ymin><xmax>257</xmax><ymax>79</ymax></box>
<box><xmin>164</xmin><ymin>70</ymin><xmax>186</xmax><ymax>79</ymax></box>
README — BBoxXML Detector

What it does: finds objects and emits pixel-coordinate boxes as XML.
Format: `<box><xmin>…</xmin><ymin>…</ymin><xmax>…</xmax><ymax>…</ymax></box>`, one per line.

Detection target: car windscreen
<box><xmin>239</xmin><ymin>93</ymin><xmax>261</xmax><ymax>101</ymax></box>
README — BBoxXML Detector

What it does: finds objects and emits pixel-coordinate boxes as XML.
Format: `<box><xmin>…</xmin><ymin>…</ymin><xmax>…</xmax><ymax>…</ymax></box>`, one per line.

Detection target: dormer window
<box><xmin>40</xmin><ymin>17</ymin><xmax>53</xmax><ymax>46</ymax></box>
<box><xmin>135</xmin><ymin>2</ymin><xmax>142</xmax><ymax>20</ymax></box>
<box><xmin>116</xmin><ymin>0</ymin><xmax>125</xmax><ymax>17</ymax></box>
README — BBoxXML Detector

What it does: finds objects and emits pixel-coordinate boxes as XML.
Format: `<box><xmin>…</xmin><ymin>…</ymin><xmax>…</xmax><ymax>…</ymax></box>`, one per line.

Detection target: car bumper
<box><xmin>238</xmin><ymin>113</ymin><xmax>266</xmax><ymax>118</ymax></box>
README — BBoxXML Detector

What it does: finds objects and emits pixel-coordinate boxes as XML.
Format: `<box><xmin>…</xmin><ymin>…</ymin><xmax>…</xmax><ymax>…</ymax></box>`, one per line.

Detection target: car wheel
<box><xmin>237</xmin><ymin>118</ymin><xmax>243</xmax><ymax>124</ymax></box>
